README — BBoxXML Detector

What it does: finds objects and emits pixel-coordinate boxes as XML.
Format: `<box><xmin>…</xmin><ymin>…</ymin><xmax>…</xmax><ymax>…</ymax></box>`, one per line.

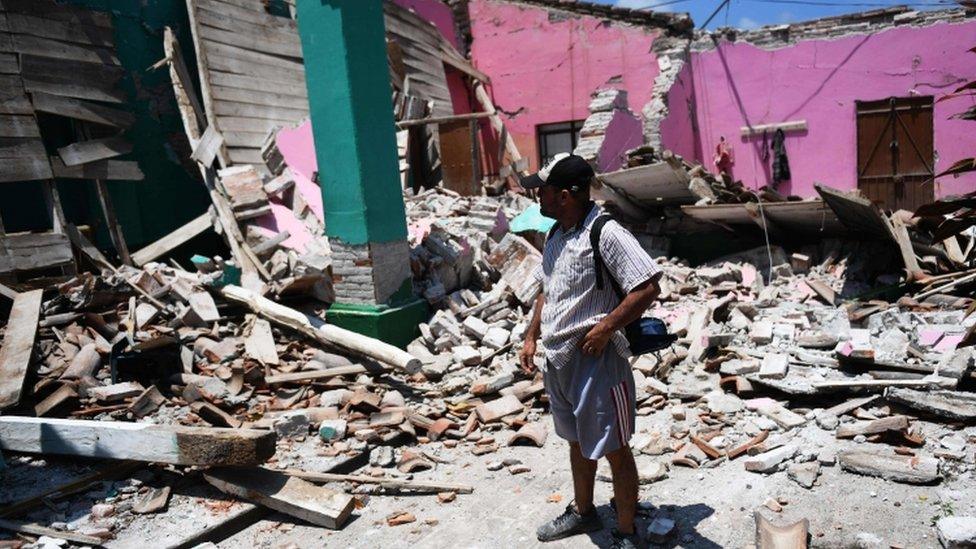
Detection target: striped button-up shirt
<box><xmin>533</xmin><ymin>203</ymin><xmax>661</xmax><ymax>371</ymax></box>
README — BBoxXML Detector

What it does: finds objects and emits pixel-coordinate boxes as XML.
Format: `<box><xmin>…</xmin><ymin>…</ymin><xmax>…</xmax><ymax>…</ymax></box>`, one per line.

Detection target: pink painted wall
<box><xmin>659</xmin><ymin>60</ymin><xmax>699</xmax><ymax>163</ymax></box>
<box><xmin>682</xmin><ymin>21</ymin><xmax>976</xmax><ymax>199</ymax></box>
<box><xmin>468</xmin><ymin>0</ymin><xmax>662</xmax><ymax>171</ymax></box>
<box><xmin>597</xmin><ymin>109</ymin><xmax>644</xmax><ymax>173</ymax></box>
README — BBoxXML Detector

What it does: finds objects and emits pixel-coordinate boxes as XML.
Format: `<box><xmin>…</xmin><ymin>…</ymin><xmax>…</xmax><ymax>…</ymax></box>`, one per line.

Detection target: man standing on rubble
<box><xmin>519</xmin><ymin>153</ymin><xmax>661</xmax><ymax>549</ymax></box>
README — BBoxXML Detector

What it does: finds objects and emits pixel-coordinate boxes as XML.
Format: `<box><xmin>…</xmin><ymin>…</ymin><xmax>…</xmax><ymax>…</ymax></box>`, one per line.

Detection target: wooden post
<box><xmin>0</xmin><ymin>417</ymin><xmax>276</xmax><ymax>466</ymax></box>
<box><xmin>0</xmin><ymin>290</ymin><xmax>43</xmax><ymax>410</ymax></box>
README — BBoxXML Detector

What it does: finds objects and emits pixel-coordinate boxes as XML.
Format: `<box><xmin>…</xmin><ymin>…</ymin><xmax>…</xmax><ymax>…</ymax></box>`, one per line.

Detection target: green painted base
<box><xmin>326</xmin><ymin>298</ymin><xmax>428</xmax><ymax>349</ymax></box>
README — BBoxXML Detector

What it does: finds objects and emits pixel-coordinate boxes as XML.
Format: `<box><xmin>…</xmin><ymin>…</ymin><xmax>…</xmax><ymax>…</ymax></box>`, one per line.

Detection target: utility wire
<box><xmin>744</xmin><ymin>0</ymin><xmax>954</xmax><ymax>6</ymax></box>
<box><xmin>699</xmin><ymin>0</ymin><xmax>733</xmax><ymax>29</ymax></box>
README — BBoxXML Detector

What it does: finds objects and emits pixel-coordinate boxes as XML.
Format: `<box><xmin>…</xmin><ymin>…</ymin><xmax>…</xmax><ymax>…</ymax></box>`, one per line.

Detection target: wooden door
<box><xmin>856</xmin><ymin>96</ymin><xmax>934</xmax><ymax>212</ymax></box>
<box><xmin>439</xmin><ymin>119</ymin><xmax>481</xmax><ymax>196</ymax></box>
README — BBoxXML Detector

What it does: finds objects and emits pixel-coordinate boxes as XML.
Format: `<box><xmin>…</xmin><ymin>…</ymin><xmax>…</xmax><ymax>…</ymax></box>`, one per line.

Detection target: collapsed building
<box><xmin>1</xmin><ymin>0</ymin><xmax>976</xmax><ymax>547</ymax></box>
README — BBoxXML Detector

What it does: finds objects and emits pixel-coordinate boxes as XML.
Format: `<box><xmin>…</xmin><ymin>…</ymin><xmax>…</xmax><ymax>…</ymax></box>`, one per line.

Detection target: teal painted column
<box><xmin>295</xmin><ymin>0</ymin><xmax>406</xmax><ymax>245</ymax></box>
<box><xmin>295</xmin><ymin>0</ymin><xmax>426</xmax><ymax>346</ymax></box>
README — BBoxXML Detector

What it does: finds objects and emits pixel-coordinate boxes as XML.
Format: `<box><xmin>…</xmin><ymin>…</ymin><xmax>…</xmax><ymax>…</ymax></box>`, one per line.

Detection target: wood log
<box><xmin>0</xmin><ymin>417</ymin><xmax>275</xmax><ymax>466</ymax></box>
<box><xmin>0</xmin><ymin>289</ymin><xmax>42</xmax><ymax>410</ymax></box>
<box><xmin>221</xmin><ymin>285</ymin><xmax>420</xmax><ymax>374</ymax></box>
<box><xmin>203</xmin><ymin>467</ymin><xmax>355</xmax><ymax>529</ymax></box>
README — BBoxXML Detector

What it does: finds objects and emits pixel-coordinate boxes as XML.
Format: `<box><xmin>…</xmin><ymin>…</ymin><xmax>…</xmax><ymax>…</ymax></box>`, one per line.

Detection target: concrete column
<box><xmin>295</xmin><ymin>0</ymin><xmax>425</xmax><ymax>345</ymax></box>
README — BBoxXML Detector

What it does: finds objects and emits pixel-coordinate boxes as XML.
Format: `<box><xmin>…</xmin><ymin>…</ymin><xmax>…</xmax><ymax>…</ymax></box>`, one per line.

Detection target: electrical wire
<box><xmin>744</xmin><ymin>0</ymin><xmax>955</xmax><ymax>6</ymax></box>
<box><xmin>699</xmin><ymin>0</ymin><xmax>733</xmax><ymax>29</ymax></box>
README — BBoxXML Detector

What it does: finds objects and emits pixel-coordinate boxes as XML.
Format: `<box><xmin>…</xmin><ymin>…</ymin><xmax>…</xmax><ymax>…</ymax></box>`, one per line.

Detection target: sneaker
<box><xmin>536</xmin><ymin>503</ymin><xmax>603</xmax><ymax>542</ymax></box>
<box><xmin>610</xmin><ymin>528</ymin><xmax>641</xmax><ymax>549</ymax></box>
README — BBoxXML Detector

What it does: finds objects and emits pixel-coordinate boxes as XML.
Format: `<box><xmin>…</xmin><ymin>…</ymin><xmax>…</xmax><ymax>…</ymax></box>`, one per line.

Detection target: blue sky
<box><xmin>595</xmin><ymin>0</ymin><xmax>959</xmax><ymax>29</ymax></box>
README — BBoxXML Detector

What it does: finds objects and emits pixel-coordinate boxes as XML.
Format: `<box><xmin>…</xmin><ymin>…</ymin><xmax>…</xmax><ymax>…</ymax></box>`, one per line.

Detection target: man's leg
<box><xmin>606</xmin><ymin>444</ymin><xmax>638</xmax><ymax>534</ymax></box>
<box><xmin>569</xmin><ymin>441</ymin><xmax>597</xmax><ymax>514</ymax></box>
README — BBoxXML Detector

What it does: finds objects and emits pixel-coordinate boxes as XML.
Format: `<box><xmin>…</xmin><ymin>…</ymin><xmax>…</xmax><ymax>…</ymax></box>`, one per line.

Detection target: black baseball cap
<box><xmin>520</xmin><ymin>153</ymin><xmax>595</xmax><ymax>192</ymax></box>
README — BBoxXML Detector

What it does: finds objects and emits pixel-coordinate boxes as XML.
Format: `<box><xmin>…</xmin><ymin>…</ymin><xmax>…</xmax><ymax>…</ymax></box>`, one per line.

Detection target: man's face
<box><xmin>537</xmin><ymin>185</ymin><xmax>564</xmax><ymax>219</ymax></box>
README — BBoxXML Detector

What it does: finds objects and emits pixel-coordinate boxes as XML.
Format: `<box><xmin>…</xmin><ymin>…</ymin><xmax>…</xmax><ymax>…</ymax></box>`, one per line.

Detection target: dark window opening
<box><xmin>537</xmin><ymin>120</ymin><xmax>584</xmax><ymax>167</ymax></box>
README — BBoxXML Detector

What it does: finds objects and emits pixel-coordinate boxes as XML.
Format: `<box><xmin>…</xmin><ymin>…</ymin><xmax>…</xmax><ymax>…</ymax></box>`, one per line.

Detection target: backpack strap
<box><xmin>590</xmin><ymin>214</ymin><xmax>624</xmax><ymax>300</ymax></box>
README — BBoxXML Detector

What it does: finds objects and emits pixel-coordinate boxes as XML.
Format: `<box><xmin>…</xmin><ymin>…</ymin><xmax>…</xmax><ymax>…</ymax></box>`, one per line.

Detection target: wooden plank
<box><xmin>0</xmin><ymin>93</ymin><xmax>32</xmax><ymax>115</ymax></box>
<box><xmin>8</xmin><ymin>34</ymin><xmax>119</xmax><ymax>66</ymax></box>
<box><xmin>0</xmin><ymin>231</ymin><xmax>73</xmax><ymax>272</ymax></box>
<box><xmin>94</xmin><ymin>178</ymin><xmax>133</xmax><ymax>264</ymax></box>
<box><xmin>20</xmin><ymin>54</ymin><xmax>125</xmax><ymax>102</ymax></box>
<box><xmin>195</xmin><ymin>0</ymin><xmax>297</xmax><ymax>30</ymax></box>
<box><xmin>0</xmin><ymin>0</ymin><xmax>114</xmax><ymax>28</ymax></box>
<box><xmin>0</xmin><ymin>138</ymin><xmax>46</xmax><ymax>159</ymax></box>
<box><xmin>222</xmin><ymin>130</ymin><xmax>272</xmax><ymax>148</ymax></box>
<box><xmin>57</xmin><ymin>135</ymin><xmax>132</xmax><ymax>166</ymax></box>
<box><xmin>814</xmin><ymin>183</ymin><xmax>890</xmax><ymax>240</ymax></box>
<box><xmin>0</xmin><ymin>156</ymin><xmax>53</xmax><ymax>182</ymax></box>
<box><xmin>0</xmin><ymin>289</ymin><xmax>42</xmax><ymax>410</ymax></box>
<box><xmin>888</xmin><ymin>214</ymin><xmax>924</xmax><ymax>279</ymax></box>
<box><xmin>265</xmin><ymin>364</ymin><xmax>376</xmax><ymax>385</ymax></box>
<box><xmin>204</xmin><ymin>52</ymin><xmax>305</xmax><ymax>85</ymax></box>
<box><xmin>131</xmin><ymin>212</ymin><xmax>212</xmax><ymax>266</ymax></box>
<box><xmin>0</xmin><ymin>416</ymin><xmax>276</xmax><ymax>465</ymax></box>
<box><xmin>226</xmin><ymin>147</ymin><xmax>268</xmax><ymax>165</ymax></box>
<box><xmin>0</xmin><ymin>114</ymin><xmax>39</xmax><ymax>137</ymax></box>
<box><xmin>203</xmin><ymin>467</ymin><xmax>355</xmax><ymax>529</ymax></box>
<box><xmin>50</xmin><ymin>156</ymin><xmax>144</xmax><ymax>180</ymax></box>
<box><xmin>202</xmin><ymin>39</ymin><xmax>305</xmax><ymax>75</ymax></box>
<box><xmin>195</xmin><ymin>6</ymin><xmax>302</xmax><ymax>59</ymax></box>
<box><xmin>65</xmin><ymin>223</ymin><xmax>113</xmax><ymax>271</ymax></box>
<box><xmin>40</xmin><ymin>181</ymin><xmax>68</xmax><ymax>235</ymax></box>
<box><xmin>31</xmin><ymin>92</ymin><xmax>134</xmax><ymax>127</ymax></box>
<box><xmin>212</xmin><ymin>99</ymin><xmax>307</xmax><ymax>122</ymax></box>
<box><xmin>4</xmin><ymin>13</ymin><xmax>114</xmax><ymax>47</ymax></box>
<box><xmin>216</xmin><ymin>116</ymin><xmax>294</xmax><ymax>133</ymax></box>
<box><xmin>209</xmin><ymin>71</ymin><xmax>308</xmax><ymax>97</ymax></box>
<box><xmin>190</xmin><ymin>125</ymin><xmax>224</xmax><ymax>167</ymax></box>
<box><xmin>0</xmin><ymin>52</ymin><xmax>18</xmax><ymax>74</ymax></box>
<box><xmin>210</xmin><ymin>84</ymin><xmax>308</xmax><ymax>109</ymax></box>
<box><xmin>741</xmin><ymin>119</ymin><xmax>807</xmax><ymax>138</ymax></box>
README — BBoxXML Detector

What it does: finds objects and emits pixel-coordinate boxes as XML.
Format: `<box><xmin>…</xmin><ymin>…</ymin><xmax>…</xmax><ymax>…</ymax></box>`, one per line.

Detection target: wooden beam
<box><xmin>0</xmin><ymin>416</ymin><xmax>276</xmax><ymax>465</ymax></box>
<box><xmin>65</xmin><ymin>223</ymin><xmax>113</xmax><ymax>271</ymax></box>
<box><xmin>397</xmin><ymin>111</ymin><xmax>492</xmax><ymax>129</ymax></box>
<box><xmin>740</xmin><ymin>119</ymin><xmax>807</xmax><ymax>138</ymax></box>
<box><xmin>0</xmin><ymin>289</ymin><xmax>42</xmax><ymax>410</ymax></box>
<box><xmin>887</xmin><ymin>214</ymin><xmax>924</xmax><ymax>280</ymax></box>
<box><xmin>221</xmin><ymin>284</ymin><xmax>421</xmax><ymax>374</ymax></box>
<box><xmin>473</xmin><ymin>82</ymin><xmax>526</xmax><ymax>178</ymax></box>
<box><xmin>203</xmin><ymin>467</ymin><xmax>355</xmax><ymax>529</ymax></box>
<box><xmin>93</xmin><ymin>179</ymin><xmax>133</xmax><ymax>265</ymax></box>
<box><xmin>131</xmin><ymin>212</ymin><xmax>212</xmax><ymax>266</ymax></box>
<box><xmin>438</xmin><ymin>42</ymin><xmax>490</xmax><ymax>83</ymax></box>
<box><xmin>0</xmin><ymin>282</ymin><xmax>17</xmax><ymax>302</ymax></box>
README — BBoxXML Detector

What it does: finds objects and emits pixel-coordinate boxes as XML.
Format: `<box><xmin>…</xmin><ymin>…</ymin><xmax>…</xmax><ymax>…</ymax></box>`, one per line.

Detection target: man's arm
<box><xmin>520</xmin><ymin>292</ymin><xmax>545</xmax><ymax>373</ymax></box>
<box><xmin>580</xmin><ymin>275</ymin><xmax>661</xmax><ymax>356</ymax></box>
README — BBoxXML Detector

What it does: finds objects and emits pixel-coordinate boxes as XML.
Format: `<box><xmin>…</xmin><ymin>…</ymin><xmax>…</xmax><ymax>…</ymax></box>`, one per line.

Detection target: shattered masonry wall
<box><xmin>665</xmin><ymin>18</ymin><xmax>976</xmax><ymax>199</ymax></box>
<box><xmin>467</xmin><ymin>0</ymin><xmax>662</xmax><ymax>171</ymax></box>
<box><xmin>658</xmin><ymin>55</ymin><xmax>699</xmax><ymax>162</ymax></box>
<box><xmin>331</xmin><ymin>240</ymin><xmax>412</xmax><ymax>305</ymax></box>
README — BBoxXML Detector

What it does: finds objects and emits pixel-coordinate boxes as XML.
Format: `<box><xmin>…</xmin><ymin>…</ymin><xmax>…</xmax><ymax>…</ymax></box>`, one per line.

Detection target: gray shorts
<box><xmin>543</xmin><ymin>347</ymin><xmax>636</xmax><ymax>460</ymax></box>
